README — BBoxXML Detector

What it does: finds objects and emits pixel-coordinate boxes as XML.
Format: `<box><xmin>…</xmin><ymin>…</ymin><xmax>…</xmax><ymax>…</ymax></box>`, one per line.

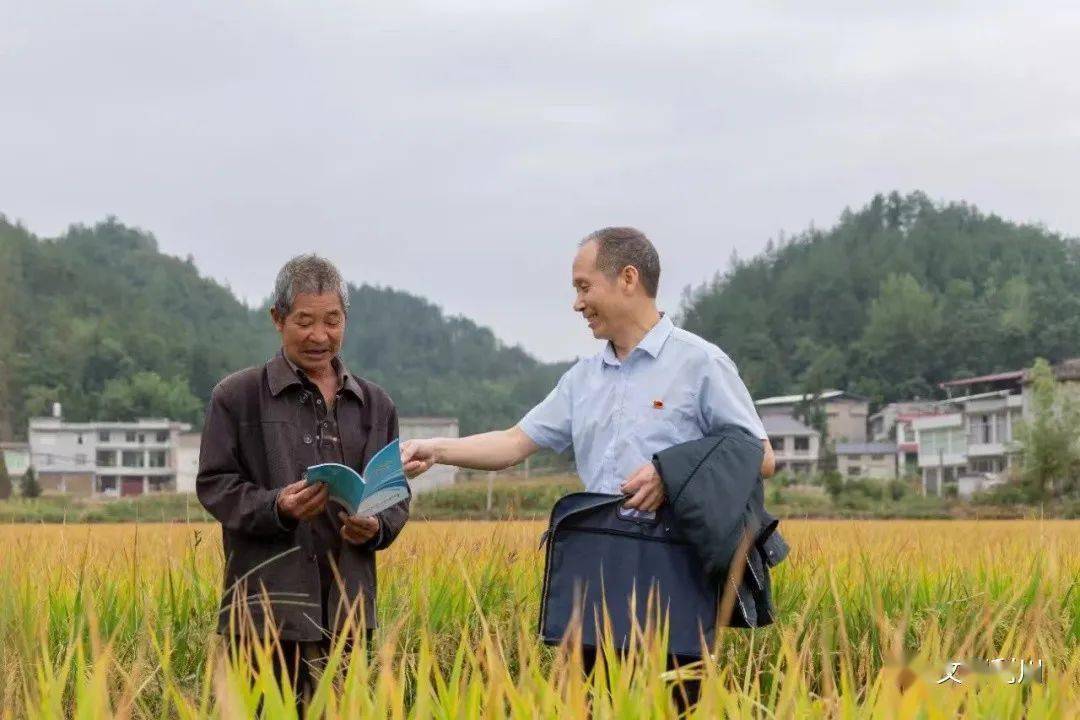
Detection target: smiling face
<box><xmin>572</xmin><ymin>240</ymin><xmax>630</xmax><ymax>341</ymax></box>
<box><xmin>271</xmin><ymin>292</ymin><xmax>346</xmax><ymax>376</ymax></box>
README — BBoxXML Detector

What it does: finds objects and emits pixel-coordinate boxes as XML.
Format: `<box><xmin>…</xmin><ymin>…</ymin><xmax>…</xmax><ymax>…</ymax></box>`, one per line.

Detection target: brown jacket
<box><xmin>197</xmin><ymin>352</ymin><xmax>409</xmax><ymax>641</ymax></box>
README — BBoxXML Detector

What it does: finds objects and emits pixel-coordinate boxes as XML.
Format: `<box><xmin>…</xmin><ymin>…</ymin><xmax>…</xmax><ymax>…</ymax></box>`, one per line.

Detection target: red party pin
<box><xmin>652</xmin><ymin>399</ymin><xmax>664</xmax><ymax>409</ymax></box>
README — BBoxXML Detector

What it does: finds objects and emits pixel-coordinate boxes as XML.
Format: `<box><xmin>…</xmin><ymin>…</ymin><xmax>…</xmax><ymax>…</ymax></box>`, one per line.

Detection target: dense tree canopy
<box><xmin>680</xmin><ymin>191</ymin><xmax>1080</xmax><ymax>404</ymax></box>
<box><xmin>0</xmin><ymin>216</ymin><xmax>566</xmax><ymax>437</ymax></box>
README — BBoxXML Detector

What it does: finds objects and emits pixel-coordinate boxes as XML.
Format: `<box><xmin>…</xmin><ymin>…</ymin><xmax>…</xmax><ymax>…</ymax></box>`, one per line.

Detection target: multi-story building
<box><xmin>28</xmin><ymin>407</ymin><xmax>190</xmax><ymax>497</ymax></box>
<box><xmin>835</xmin><ymin>442</ymin><xmax>898</xmax><ymax>480</ymax></box>
<box><xmin>913</xmin><ymin>370</ymin><xmax>1026</xmax><ymax>497</ymax></box>
<box><xmin>762</xmin><ymin>414</ymin><xmax>820</xmax><ymax>475</ymax></box>
<box><xmin>755</xmin><ymin>390</ymin><xmax>869</xmax><ymax>443</ymax></box>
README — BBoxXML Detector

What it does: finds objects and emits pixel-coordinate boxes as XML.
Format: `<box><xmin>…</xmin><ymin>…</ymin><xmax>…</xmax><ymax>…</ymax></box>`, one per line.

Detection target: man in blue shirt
<box><xmin>402</xmin><ymin>226</ymin><xmax>774</xmax><ymax>511</ymax></box>
<box><xmin>403</xmin><ymin>227</ymin><xmax>774</xmax><ymax>707</ymax></box>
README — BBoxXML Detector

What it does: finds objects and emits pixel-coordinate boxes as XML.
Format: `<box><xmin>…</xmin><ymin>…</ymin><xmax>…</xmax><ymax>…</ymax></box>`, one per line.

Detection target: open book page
<box><xmin>304</xmin><ymin>438</ymin><xmax>410</xmax><ymax>517</ymax></box>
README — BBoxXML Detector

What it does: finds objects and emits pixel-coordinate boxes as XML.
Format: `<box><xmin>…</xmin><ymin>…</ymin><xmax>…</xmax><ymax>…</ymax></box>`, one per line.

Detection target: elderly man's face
<box><xmin>271</xmin><ymin>292</ymin><xmax>345</xmax><ymax>375</ymax></box>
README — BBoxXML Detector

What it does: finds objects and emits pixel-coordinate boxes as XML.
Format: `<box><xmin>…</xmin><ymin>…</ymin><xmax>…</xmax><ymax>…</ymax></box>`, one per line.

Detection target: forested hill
<box><xmin>0</xmin><ymin>217</ymin><xmax>565</xmax><ymax>438</ymax></box>
<box><xmin>4</xmin><ymin>191</ymin><xmax>1078</xmax><ymax>440</ymax></box>
<box><xmin>679</xmin><ymin>191</ymin><xmax>1080</xmax><ymax>404</ymax></box>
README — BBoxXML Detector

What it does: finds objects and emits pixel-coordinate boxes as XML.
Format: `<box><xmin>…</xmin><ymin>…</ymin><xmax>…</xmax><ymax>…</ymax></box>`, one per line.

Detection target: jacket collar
<box><xmin>267</xmin><ymin>350</ymin><xmax>365</xmax><ymax>404</ymax></box>
<box><xmin>602</xmin><ymin>313</ymin><xmax>674</xmax><ymax>366</ymax></box>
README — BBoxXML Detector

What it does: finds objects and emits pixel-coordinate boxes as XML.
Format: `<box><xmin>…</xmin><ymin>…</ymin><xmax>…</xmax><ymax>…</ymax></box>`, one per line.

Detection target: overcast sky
<box><xmin>4</xmin><ymin>2</ymin><xmax>1079</xmax><ymax>361</ymax></box>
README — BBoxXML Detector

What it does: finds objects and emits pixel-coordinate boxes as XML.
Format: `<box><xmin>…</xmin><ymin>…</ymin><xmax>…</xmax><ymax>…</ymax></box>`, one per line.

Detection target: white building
<box><xmin>28</xmin><ymin>407</ymin><xmax>190</xmax><ymax>497</ymax></box>
<box><xmin>835</xmin><ymin>442</ymin><xmax>898</xmax><ymax>481</ymax></box>
<box><xmin>762</xmin><ymin>414</ymin><xmax>820</xmax><ymax>475</ymax></box>
<box><xmin>175</xmin><ymin>416</ymin><xmax>460</xmax><ymax>495</ymax></box>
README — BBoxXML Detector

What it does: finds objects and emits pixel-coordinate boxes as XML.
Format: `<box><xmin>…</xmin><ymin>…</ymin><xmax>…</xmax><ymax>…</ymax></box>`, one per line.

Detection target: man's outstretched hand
<box><xmin>401</xmin><ymin>438</ymin><xmax>438</xmax><ymax>479</ymax></box>
<box><xmin>620</xmin><ymin>462</ymin><xmax>666</xmax><ymax>512</ymax></box>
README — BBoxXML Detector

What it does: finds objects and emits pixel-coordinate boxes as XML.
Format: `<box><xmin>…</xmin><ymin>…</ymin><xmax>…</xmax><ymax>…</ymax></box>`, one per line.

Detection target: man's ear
<box><xmin>270</xmin><ymin>307</ymin><xmax>285</xmax><ymax>332</ymax></box>
<box><xmin>620</xmin><ymin>264</ymin><xmax>640</xmax><ymax>294</ymax></box>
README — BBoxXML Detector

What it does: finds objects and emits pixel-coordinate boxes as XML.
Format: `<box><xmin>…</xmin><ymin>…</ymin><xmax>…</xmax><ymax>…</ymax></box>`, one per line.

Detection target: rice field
<box><xmin>0</xmin><ymin>520</ymin><xmax>1076</xmax><ymax>718</ymax></box>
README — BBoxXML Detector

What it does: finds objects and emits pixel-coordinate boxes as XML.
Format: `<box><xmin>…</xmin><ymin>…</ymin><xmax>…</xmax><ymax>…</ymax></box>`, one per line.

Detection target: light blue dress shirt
<box><xmin>519</xmin><ymin>315</ymin><xmax>767</xmax><ymax>494</ymax></box>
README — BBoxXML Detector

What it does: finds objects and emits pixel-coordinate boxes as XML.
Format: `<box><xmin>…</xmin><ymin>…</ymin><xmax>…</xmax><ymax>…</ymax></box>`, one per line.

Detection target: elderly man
<box><xmin>402</xmin><ymin>227</ymin><xmax>773</xmax><ymax>704</ymax></box>
<box><xmin>197</xmin><ymin>254</ymin><xmax>408</xmax><ymax>700</ymax></box>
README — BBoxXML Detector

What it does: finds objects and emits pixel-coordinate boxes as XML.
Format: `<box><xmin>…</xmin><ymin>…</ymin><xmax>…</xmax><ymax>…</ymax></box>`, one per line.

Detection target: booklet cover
<box><xmin>304</xmin><ymin>439</ymin><xmax>411</xmax><ymax>516</ymax></box>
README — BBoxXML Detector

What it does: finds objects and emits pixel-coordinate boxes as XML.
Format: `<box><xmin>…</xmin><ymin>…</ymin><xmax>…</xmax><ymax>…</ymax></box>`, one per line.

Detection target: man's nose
<box><xmin>309</xmin><ymin>325</ymin><xmax>329</xmax><ymax>344</ymax></box>
<box><xmin>573</xmin><ymin>296</ymin><xmax>585</xmax><ymax>312</ymax></box>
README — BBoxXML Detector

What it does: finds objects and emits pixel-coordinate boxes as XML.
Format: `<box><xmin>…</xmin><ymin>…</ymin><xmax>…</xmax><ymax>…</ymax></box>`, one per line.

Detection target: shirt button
<box><xmin>316</xmin><ymin>398</ymin><xmax>323</xmax><ymax>406</ymax></box>
<box><xmin>298</xmin><ymin>392</ymin><xmax>310</xmax><ymax>404</ymax></box>
<box><xmin>303</xmin><ymin>434</ymin><xmax>313</xmax><ymax>444</ymax></box>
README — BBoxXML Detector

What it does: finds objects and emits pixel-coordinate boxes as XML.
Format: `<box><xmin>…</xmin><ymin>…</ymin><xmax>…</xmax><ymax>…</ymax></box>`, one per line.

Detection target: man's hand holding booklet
<box><xmin>303</xmin><ymin>438</ymin><xmax>411</xmax><ymax>517</ymax></box>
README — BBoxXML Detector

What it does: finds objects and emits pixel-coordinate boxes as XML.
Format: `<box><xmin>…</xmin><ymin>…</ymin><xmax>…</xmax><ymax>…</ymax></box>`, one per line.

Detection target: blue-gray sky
<box><xmin>3</xmin><ymin>2</ymin><xmax>1078</xmax><ymax>361</ymax></box>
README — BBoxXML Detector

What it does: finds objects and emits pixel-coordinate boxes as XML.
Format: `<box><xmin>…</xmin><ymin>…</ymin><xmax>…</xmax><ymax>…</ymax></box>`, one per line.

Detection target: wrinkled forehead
<box><xmin>288</xmin><ymin>291</ymin><xmax>346</xmax><ymax>316</ymax></box>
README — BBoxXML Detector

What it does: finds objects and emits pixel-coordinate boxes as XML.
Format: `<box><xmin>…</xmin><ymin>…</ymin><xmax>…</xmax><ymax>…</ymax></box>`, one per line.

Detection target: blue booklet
<box><xmin>304</xmin><ymin>439</ymin><xmax>411</xmax><ymax>516</ymax></box>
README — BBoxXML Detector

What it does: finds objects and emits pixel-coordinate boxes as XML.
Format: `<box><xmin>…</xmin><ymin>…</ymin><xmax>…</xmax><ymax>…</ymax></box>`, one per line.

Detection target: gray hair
<box><xmin>580</xmin><ymin>227</ymin><xmax>661</xmax><ymax>298</ymax></box>
<box><xmin>272</xmin><ymin>254</ymin><xmax>350</xmax><ymax>317</ymax></box>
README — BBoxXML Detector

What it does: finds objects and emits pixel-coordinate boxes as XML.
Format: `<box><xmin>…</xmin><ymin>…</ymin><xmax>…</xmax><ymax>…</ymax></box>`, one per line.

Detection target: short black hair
<box><xmin>581</xmin><ymin>227</ymin><xmax>661</xmax><ymax>298</ymax></box>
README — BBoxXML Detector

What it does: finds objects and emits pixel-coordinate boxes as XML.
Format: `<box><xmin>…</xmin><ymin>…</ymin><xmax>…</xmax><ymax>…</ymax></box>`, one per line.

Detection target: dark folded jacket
<box><xmin>537</xmin><ymin>426</ymin><xmax>788</xmax><ymax>657</ymax></box>
<box><xmin>653</xmin><ymin>424</ymin><xmax>789</xmax><ymax>628</ymax></box>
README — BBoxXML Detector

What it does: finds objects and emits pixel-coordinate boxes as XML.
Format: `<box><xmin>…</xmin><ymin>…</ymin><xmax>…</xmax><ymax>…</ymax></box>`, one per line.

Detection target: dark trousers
<box><xmin>264</xmin><ymin>632</ymin><xmax>373</xmax><ymax>716</ymax></box>
<box><xmin>581</xmin><ymin>645</ymin><xmax>702</xmax><ymax>714</ymax></box>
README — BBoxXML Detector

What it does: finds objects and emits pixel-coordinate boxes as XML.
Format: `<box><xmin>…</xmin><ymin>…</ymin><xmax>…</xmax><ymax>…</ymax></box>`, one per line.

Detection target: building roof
<box><xmin>29</xmin><ymin>417</ymin><xmax>192</xmax><ymax>431</ymax></box>
<box><xmin>939</xmin><ymin>370</ymin><xmax>1024</xmax><ymax>388</ymax></box>
<box><xmin>761</xmin><ymin>414</ymin><xmax>819</xmax><ymax>436</ymax></box>
<box><xmin>835</xmin><ymin>442</ymin><xmax>897</xmax><ymax>455</ymax></box>
<box><xmin>755</xmin><ymin>389</ymin><xmax>867</xmax><ymax>406</ymax></box>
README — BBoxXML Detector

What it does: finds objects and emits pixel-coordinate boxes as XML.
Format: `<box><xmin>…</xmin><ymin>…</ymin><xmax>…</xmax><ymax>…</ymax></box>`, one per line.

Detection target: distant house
<box><xmin>913</xmin><ymin>369</ymin><xmax>1026</xmax><ymax>496</ymax></box>
<box><xmin>762</xmin><ymin>414</ymin><xmax>820</xmax><ymax>476</ymax></box>
<box><xmin>28</xmin><ymin>406</ymin><xmax>190</xmax><ymax>497</ymax></box>
<box><xmin>1</xmin><ymin>442</ymin><xmax>30</xmax><ymax>482</ymax></box>
<box><xmin>755</xmin><ymin>389</ymin><xmax>870</xmax><ymax>443</ymax></box>
<box><xmin>834</xmin><ymin>442</ymin><xmax>898</xmax><ymax>481</ymax></box>
<box><xmin>174</xmin><ymin>416</ymin><xmax>460</xmax><ymax>495</ymax></box>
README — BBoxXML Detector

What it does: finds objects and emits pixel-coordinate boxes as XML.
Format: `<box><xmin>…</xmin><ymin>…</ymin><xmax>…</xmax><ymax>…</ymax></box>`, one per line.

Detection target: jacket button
<box><xmin>303</xmin><ymin>434</ymin><xmax>313</xmax><ymax>444</ymax></box>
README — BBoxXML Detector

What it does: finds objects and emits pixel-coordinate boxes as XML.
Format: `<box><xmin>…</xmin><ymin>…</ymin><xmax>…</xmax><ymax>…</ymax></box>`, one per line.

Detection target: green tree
<box><xmin>1015</xmin><ymin>358</ymin><xmax>1080</xmax><ymax>500</ymax></box>
<box><xmin>20</xmin><ymin>465</ymin><xmax>41</xmax><ymax>499</ymax></box>
<box><xmin>99</xmin><ymin>372</ymin><xmax>202</xmax><ymax>422</ymax></box>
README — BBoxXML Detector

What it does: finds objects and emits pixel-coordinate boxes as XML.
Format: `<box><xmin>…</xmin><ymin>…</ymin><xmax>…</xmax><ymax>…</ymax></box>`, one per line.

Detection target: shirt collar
<box><xmin>601</xmin><ymin>313</ymin><xmax>674</xmax><ymax>366</ymax></box>
<box><xmin>268</xmin><ymin>350</ymin><xmax>366</xmax><ymax>403</ymax></box>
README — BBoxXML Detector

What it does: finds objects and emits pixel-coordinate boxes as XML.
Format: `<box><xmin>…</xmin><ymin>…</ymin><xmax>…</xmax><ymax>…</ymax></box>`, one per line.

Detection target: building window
<box><xmin>770</xmin><ymin>436</ymin><xmax>785</xmax><ymax>452</ymax></box>
<box><xmin>871</xmin><ymin>454</ymin><xmax>885</xmax><ymax>461</ymax></box>
<box><xmin>147</xmin><ymin>476</ymin><xmax>174</xmax><ymax>493</ymax></box>
<box><xmin>77</xmin><ymin>434</ymin><xmax>84</xmax><ymax>445</ymax></box>
<box><xmin>98</xmin><ymin>430</ymin><xmax>110</xmax><ymax>442</ymax></box>
<box><xmin>148</xmin><ymin>450</ymin><xmax>168</xmax><ymax>468</ymax></box>
<box><xmin>794</xmin><ymin>436</ymin><xmax>810</xmax><ymax>452</ymax></box>
<box><xmin>96</xmin><ymin>450</ymin><xmax>117</xmax><ymax>467</ymax></box>
<box><xmin>138</xmin><ymin>433</ymin><xmax>146</xmax><ymax>444</ymax></box>
<box><xmin>121</xmin><ymin>451</ymin><xmax>145</xmax><ymax>468</ymax></box>
<box><xmin>848</xmin><ymin>466</ymin><xmax>862</xmax><ymax>477</ymax></box>
<box><xmin>125</xmin><ymin>431</ymin><xmax>136</xmax><ymax>443</ymax></box>
<box><xmin>97</xmin><ymin>476</ymin><xmax>118</xmax><ymax>493</ymax></box>
<box><xmin>155</xmin><ymin>431</ymin><xmax>168</xmax><ymax>443</ymax></box>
